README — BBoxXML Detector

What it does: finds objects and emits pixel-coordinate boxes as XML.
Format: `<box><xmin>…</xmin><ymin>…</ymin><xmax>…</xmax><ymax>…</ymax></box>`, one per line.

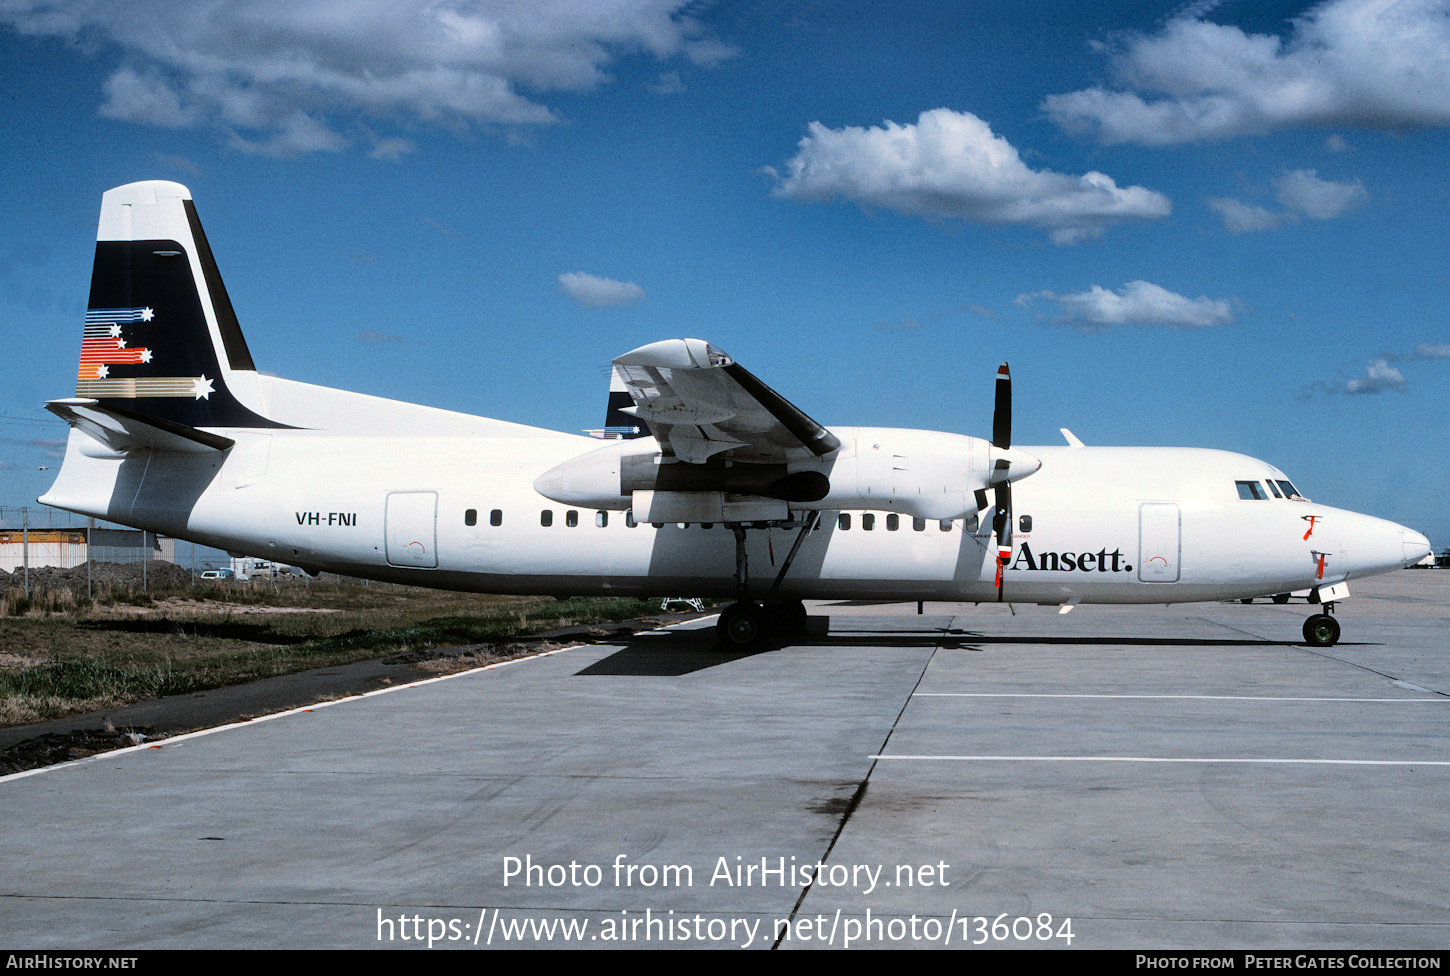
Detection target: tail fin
<box><xmin>74</xmin><ymin>181</ymin><xmax>284</xmax><ymax>429</ymax></box>
<box><xmin>594</xmin><ymin>369</ymin><xmax>652</xmax><ymax>439</ymax></box>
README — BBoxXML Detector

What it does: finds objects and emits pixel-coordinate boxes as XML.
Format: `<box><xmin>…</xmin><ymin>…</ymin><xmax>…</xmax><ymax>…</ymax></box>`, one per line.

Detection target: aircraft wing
<box><xmin>612</xmin><ymin>339</ymin><xmax>841</xmax><ymax>464</ymax></box>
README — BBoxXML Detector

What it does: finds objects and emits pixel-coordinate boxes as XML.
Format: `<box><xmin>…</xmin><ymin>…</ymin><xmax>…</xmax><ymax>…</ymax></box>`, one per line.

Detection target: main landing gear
<box><xmin>717</xmin><ymin>598</ymin><xmax>808</xmax><ymax>651</ymax></box>
<box><xmin>715</xmin><ymin>514</ymin><xmax>818</xmax><ymax>652</ymax></box>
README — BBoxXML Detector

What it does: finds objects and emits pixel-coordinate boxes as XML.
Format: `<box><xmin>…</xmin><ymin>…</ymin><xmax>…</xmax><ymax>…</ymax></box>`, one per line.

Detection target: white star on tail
<box><xmin>191</xmin><ymin>375</ymin><xmax>215</xmax><ymax>400</ymax></box>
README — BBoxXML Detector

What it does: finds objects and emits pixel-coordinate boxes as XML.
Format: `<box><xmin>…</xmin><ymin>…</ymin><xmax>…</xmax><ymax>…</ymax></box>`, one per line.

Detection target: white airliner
<box><xmin>40</xmin><ymin>181</ymin><xmax>1430</xmax><ymax>650</ymax></box>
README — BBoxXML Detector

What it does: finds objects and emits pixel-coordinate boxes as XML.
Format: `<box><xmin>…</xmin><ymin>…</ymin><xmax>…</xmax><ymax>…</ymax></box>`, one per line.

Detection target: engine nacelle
<box><xmin>533</xmin><ymin>426</ymin><xmax>1036</xmax><ymax>521</ymax></box>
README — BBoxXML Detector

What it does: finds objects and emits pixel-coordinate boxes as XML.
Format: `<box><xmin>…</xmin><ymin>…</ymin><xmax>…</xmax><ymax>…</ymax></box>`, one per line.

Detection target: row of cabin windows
<box><xmin>837</xmin><ymin>513</ymin><xmax>964</xmax><ymax>532</ymax></box>
<box><xmin>463</xmin><ymin>508</ymin><xmax>987</xmax><ymax>532</ymax></box>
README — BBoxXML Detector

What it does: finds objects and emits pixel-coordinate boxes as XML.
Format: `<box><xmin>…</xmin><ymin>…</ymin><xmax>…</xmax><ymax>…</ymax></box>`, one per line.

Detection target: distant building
<box><xmin>0</xmin><ymin>527</ymin><xmax>173</xmax><ymax>574</ymax></box>
<box><xmin>0</xmin><ymin>529</ymin><xmax>87</xmax><ymax>574</ymax></box>
<box><xmin>89</xmin><ymin>529</ymin><xmax>173</xmax><ymax>565</ymax></box>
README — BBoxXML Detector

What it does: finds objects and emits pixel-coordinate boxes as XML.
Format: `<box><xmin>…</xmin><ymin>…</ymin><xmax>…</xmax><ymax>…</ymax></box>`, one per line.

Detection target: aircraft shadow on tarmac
<box><xmin>576</xmin><ymin>618</ymin><xmax>1309</xmax><ymax>676</ymax></box>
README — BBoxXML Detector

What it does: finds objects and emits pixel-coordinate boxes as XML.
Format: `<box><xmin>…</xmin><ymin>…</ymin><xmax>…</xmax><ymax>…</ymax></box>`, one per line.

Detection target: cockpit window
<box><xmin>1236</xmin><ymin>481</ymin><xmax>1267</xmax><ymax>500</ymax></box>
<box><xmin>1265</xmin><ymin>480</ymin><xmax>1283</xmax><ymax>498</ymax></box>
<box><xmin>1277</xmin><ymin>480</ymin><xmax>1304</xmax><ymax>500</ymax></box>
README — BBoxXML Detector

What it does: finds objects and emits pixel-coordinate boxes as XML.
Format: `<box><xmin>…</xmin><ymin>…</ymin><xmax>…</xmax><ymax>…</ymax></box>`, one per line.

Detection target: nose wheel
<box><xmin>1303</xmin><ymin>612</ymin><xmax>1341</xmax><ymax>647</ymax></box>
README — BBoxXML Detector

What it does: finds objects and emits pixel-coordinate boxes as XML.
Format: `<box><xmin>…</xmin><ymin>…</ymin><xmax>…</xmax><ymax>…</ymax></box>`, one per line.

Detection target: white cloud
<box><xmin>227</xmin><ymin>112</ymin><xmax>349</xmax><ymax>157</ymax></box>
<box><xmin>360</xmin><ymin>124</ymin><xmax>416</xmax><ymax>162</ymax></box>
<box><xmin>1345</xmin><ymin>358</ymin><xmax>1406</xmax><ymax>394</ymax></box>
<box><xmin>99</xmin><ymin>67</ymin><xmax>198</xmax><ymax>128</ymax></box>
<box><xmin>1208</xmin><ymin>168</ymin><xmax>1367</xmax><ymax>233</ymax></box>
<box><xmin>1016</xmin><ymin>280</ymin><xmax>1233</xmax><ymax>329</ymax></box>
<box><xmin>769</xmin><ymin>108</ymin><xmax>1170</xmax><ymax>244</ymax></box>
<box><xmin>1</xmin><ymin>1</ymin><xmax>730</xmax><ymax>154</ymax></box>
<box><xmin>559</xmin><ymin>272</ymin><xmax>646</xmax><ymax>307</ymax></box>
<box><xmin>1206</xmin><ymin>197</ymin><xmax>1293</xmax><ymax>234</ymax></box>
<box><xmin>1274</xmin><ymin>168</ymin><xmax>1368</xmax><ymax>219</ymax></box>
<box><xmin>650</xmin><ymin>71</ymin><xmax>686</xmax><ymax>94</ymax></box>
<box><xmin>1303</xmin><ymin>342</ymin><xmax>1450</xmax><ymax>396</ymax></box>
<box><xmin>1043</xmin><ymin>0</ymin><xmax>1450</xmax><ymax>144</ymax></box>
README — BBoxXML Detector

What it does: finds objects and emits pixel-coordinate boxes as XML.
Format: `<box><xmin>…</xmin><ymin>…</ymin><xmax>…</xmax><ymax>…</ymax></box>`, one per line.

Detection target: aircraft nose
<box><xmin>1325</xmin><ymin>511</ymin><xmax>1428</xmax><ymax>579</ymax></box>
<box><xmin>1403</xmin><ymin>527</ymin><xmax>1432</xmax><ymax>567</ymax></box>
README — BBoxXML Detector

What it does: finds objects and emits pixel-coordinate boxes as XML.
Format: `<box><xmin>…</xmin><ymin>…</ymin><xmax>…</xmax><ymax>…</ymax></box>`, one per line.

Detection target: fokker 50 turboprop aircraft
<box><xmin>41</xmin><ymin>182</ymin><xmax>1430</xmax><ymax>650</ymax></box>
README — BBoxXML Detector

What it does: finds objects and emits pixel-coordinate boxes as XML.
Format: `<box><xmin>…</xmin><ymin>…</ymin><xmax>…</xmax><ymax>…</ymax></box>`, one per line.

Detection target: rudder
<box><xmin>76</xmin><ymin>181</ymin><xmax>284</xmax><ymax>429</ymax></box>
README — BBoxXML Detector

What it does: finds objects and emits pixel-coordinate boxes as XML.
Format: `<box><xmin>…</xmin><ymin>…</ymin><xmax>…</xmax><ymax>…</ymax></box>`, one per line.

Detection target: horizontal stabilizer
<box><xmin>46</xmin><ymin>398</ymin><xmax>235</xmax><ymax>454</ymax></box>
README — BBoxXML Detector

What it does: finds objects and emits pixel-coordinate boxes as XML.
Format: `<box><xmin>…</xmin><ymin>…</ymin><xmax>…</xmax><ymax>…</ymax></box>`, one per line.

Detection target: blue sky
<box><xmin>1</xmin><ymin>0</ymin><xmax>1447</xmax><ymax>544</ymax></box>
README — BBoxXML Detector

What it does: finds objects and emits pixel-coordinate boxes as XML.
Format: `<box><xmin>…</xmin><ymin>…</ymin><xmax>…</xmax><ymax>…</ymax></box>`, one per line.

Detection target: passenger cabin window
<box><xmin>595</xmin><ymin>511</ymin><xmax>608</xmax><ymax>528</ymax></box>
<box><xmin>566</xmin><ymin>510</ymin><xmax>579</xmax><ymax>527</ymax></box>
<box><xmin>913</xmin><ymin>517</ymin><xmax>926</xmax><ymax>532</ymax></box>
<box><xmin>862</xmin><ymin>514</ymin><xmax>875</xmax><ymax>531</ymax></box>
<box><xmin>465</xmin><ymin>509</ymin><xmax>477</xmax><ymax>526</ymax></box>
<box><xmin>541</xmin><ymin>510</ymin><xmax>553</xmax><ymax>527</ymax></box>
<box><xmin>939</xmin><ymin>519</ymin><xmax>953</xmax><ymax>532</ymax></box>
<box><xmin>490</xmin><ymin>509</ymin><xmax>502</xmax><ymax>526</ymax></box>
<box><xmin>1018</xmin><ymin>514</ymin><xmax>1032</xmax><ymax>532</ymax></box>
<box><xmin>625</xmin><ymin>509</ymin><xmax>637</xmax><ymax>528</ymax></box>
<box><xmin>838</xmin><ymin>513</ymin><xmax>851</xmax><ymax>530</ymax></box>
<box><xmin>886</xmin><ymin>514</ymin><xmax>899</xmax><ymax>531</ymax></box>
<box><xmin>1236</xmin><ymin>481</ymin><xmax>1267</xmax><ymax>500</ymax></box>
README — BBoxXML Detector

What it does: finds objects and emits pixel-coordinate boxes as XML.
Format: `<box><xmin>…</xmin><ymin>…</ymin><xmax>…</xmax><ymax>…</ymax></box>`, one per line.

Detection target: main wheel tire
<box><xmin>765</xmin><ymin>599</ymin><xmax>808</xmax><ymax>640</ymax></box>
<box><xmin>1303</xmin><ymin>613</ymin><xmax>1341</xmax><ymax>647</ymax></box>
<box><xmin>717</xmin><ymin>602</ymin><xmax>767</xmax><ymax>651</ymax></box>
<box><xmin>1272</xmin><ymin>593</ymin><xmax>1290</xmax><ymax>604</ymax></box>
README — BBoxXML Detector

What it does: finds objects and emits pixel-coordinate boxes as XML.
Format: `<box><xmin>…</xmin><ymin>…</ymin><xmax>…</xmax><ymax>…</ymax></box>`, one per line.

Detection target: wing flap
<box><xmin>612</xmin><ymin>339</ymin><xmax>840</xmax><ymax>464</ymax></box>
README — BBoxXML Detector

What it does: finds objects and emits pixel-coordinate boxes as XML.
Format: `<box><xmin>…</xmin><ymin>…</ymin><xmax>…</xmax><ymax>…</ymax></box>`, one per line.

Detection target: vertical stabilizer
<box><xmin>77</xmin><ymin>181</ymin><xmax>283</xmax><ymax>429</ymax></box>
<box><xmin>601</xmin><ymin>368</ymin><xmax>651</xmax><ymax>439</ymax></box>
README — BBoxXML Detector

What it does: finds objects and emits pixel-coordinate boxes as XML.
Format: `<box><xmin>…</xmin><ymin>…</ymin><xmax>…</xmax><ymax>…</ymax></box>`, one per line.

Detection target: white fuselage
<box><xmin>40</xmin><ymin>375</ymin><xmax>1425</xmax><ymax>605</ymax></box>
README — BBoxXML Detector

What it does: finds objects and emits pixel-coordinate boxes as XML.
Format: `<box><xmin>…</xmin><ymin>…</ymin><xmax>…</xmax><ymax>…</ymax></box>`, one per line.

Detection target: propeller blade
<box><xmin>994</xmin><ymin>482</ymin><xmax>1012</xmax><ymax>601</ymax></box>
<box><xmin>992</xmin><ymin>362</ymin><xmax>1011</xmax><ymax>449</ymax></box>
<box><xmin>991</xmin><ymin>362</ymin><xmax>1013</xmax><ymax>601</ymax></box>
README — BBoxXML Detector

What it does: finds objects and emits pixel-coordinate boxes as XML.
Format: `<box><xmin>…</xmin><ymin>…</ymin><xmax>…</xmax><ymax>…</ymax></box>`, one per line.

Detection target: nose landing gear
<box><xmin>1303</xmin><ymin>610</ymin><xmax>1341</xmax><ymax>647</ymax></box>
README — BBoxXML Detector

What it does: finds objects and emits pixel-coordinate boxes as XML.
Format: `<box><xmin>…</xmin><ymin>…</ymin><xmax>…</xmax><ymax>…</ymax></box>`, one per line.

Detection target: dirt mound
<box><xmin>0</xmin><ymin>561</ymin><xmax>196</xmax><ymax>593</ymax></box>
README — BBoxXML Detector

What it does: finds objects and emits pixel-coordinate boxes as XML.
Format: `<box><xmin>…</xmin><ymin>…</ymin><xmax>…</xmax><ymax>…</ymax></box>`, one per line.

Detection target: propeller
<box><xmin>972</xmin><ymin>363</ymin><xmax>1039</xmax><ymax>600</ymax></box>
<box><xmin>991</xmin><ymin>363</ymin><xmax>1013</xmax><ymax>601</ymax></box>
